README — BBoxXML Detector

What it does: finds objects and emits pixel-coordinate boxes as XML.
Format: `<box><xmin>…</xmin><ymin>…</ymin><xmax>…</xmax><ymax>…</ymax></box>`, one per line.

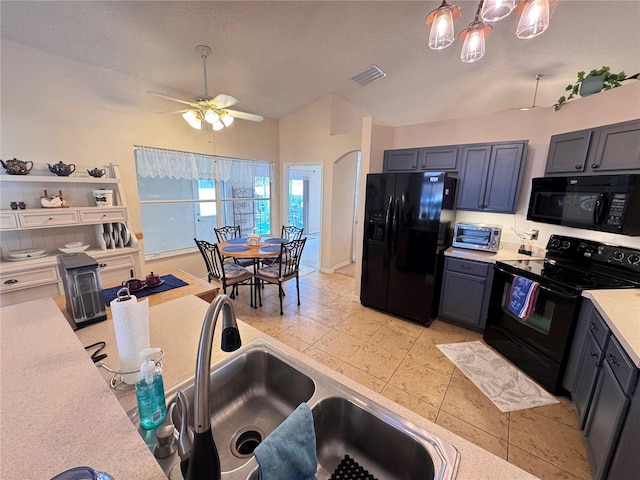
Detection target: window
<box><xmin>135</xmin><ymin>146</ymin><xmax>272</xmax><ymax>258</ymax></box>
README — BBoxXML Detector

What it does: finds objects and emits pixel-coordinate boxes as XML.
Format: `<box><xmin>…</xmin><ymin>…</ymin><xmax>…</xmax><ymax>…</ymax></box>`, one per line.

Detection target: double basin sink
<box><xmin>130</xmin><ymin>339</ymin><xmax>459</xmax><ymax>479</ymax></box>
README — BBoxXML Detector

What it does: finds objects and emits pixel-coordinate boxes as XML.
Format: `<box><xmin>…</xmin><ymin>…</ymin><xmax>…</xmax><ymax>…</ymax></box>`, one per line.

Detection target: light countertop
<box><xmin>445</xmin><ymin>246</ymin><xmax>545</xmax><ymax>264</ymax></box>
<box><xmin>582</xmin><ymin>289</ymin><xmax>640</xmax><ymax>367</ymax></box>
<box><xmin>1</xmin><ymin>294</ymin><xmax>538</xmax><ymax>480</ymax></box>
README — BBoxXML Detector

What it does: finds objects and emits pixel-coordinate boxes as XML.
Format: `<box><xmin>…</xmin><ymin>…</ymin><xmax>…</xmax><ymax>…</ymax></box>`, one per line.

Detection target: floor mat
<box><xmin>436</xmin><ymin>340</ymin><xmax>559</xmax><ymax>413</ymax></box>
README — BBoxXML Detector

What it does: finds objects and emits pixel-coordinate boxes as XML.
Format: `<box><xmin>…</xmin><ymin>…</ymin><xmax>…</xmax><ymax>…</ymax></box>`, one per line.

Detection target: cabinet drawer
<box><xmin>0</xmin><ymin>282</ymin><xmax>62</xmax><ymax>307</ymax></box>
<box><xmin>80</xmin><ymin>207</ymin><xmax>127</xmax><ymax>223</ymax></box>
<box><xmin>0</xmin><ymin>265</ymin><xmax>59</xmax><ymax>292</ymax></box>
<box><xmin>446</xmin><ymin>258</ymin><xmax>489</xmax><ymax>277</ymax></box>
<box><xmin>0</xmin><ymin>212</ymin><xmax>18</xmax><ymax>229</ymax></box>
<box><xmin>586</xmin><ymin>307</ymin><xmax>610</xmax><ymax>350</ymax></box>
<box><xmin>17</xmin><ymin>210</ymin><xmax>79</xmax><ymax>228</ymax></box>
<box><xmin>80</xmin><ymin>208</ymin><xmax>127</xmax><ymax>223</ymax></box>
<box><xmin>605</xmin><ymin>336</ymin><xmax>638</xmax><ymax>395</ymax></box>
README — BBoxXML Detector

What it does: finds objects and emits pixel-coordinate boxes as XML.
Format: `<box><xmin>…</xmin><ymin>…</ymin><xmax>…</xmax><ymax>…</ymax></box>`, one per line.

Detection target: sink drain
<box><xmin>231</xmin><ymin>426</ymin><xmax>264</xmax><ymax>458</ymax></box>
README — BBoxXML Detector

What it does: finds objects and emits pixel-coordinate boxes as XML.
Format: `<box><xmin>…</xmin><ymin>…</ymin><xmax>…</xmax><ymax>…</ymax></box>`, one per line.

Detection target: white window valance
<box><xmin>134</xmin><ymin>145</ymin><xmax>272</xmax><ymax>183</ymax></box>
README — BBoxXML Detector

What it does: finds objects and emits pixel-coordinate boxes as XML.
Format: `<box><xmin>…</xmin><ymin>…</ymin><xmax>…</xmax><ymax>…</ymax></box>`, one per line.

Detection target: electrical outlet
<box><xmin>530</xmin><ymin>229</ymin><xmax>539</xmax><ymax>241</ymax></box>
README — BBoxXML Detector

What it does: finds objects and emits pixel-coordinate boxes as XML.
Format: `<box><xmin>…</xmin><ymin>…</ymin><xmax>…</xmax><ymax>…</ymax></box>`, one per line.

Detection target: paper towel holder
<box><xmin>94</xmin><ymin>349</ymin><xmax>165</xmax><ymax>390</ymax></box>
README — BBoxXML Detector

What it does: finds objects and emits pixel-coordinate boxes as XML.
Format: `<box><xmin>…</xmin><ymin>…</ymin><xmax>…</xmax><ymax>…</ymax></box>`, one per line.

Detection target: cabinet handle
<box><xmin>4</xmin><ymin>279</ymin><xmax>18</xmax><ymax>284</ymax></box>
<box><xmin>607</xmin><ymin>353</ymin><xmax>620</xmax><ymax>366</ymax></box>
<box><xmin>575</xmin><ymin>165</ymin><xmax>582</xmax><ymax>170</ymax></box>
<box><xmin>590</xmin><ymin>352</ymin><xmax>598</xmax><ymax>358</ymax></box>
<box><xmin>592</xmin><ymin>164</ymin><xmax>600</xmax><ymax>169</ymax></box>
<box><xmin>99</xmin><ymin>263</ymin><xmax>107</xmax><ymax>268</ymax></box>
<box><xmin>588</xmin><ymin>321</ymin><xmax>599</xmax><ymax>331</ymax></box>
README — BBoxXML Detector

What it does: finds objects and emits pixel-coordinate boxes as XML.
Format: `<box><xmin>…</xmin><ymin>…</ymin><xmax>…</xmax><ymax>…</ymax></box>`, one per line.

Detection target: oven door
<box><xmin>485</xmin><ymin>265</ymin><xmax>580</xmax><ymax>364</ymax></box>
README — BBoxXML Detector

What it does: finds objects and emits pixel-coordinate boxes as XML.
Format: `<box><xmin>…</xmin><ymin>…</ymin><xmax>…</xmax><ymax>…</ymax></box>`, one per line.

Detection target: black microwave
<box><xmin>527</xmin><ymin>174</ymin><xmax>640</xmax><ymax>236</ymax></box>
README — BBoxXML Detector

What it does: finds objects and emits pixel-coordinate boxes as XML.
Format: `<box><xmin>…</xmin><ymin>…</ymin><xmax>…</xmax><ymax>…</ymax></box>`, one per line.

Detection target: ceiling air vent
<box><xmin>350</xmin><ymin>65</ymin><xmax>387</xmax><ymax>87</ymax></box>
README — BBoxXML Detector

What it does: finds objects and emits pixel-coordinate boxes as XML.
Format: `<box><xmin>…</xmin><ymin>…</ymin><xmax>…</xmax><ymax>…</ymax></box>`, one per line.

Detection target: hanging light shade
<box><xmin>182</xmin><ymin>110</ymin><xmax>202</xmax><ymax>130</ymax></box>
<box><xmin>426</xmin><ymin>0</ymin><xmax>461</xmax><ymax>50</ymax></box>
<box><xmin>220</xmin><ymin>111</ymin><xmax>234</xmax><ymax>127</ymax></box>
<box><xmin>204</xmin><ymin>109</ymin><xmax>220</xmax><ymax>124</ymax></box>
<box><xmin>481</xmin><ymin>0</ymin><xmax>516</xmax><ymax>22</ymax></box>
<box><xmin>516</xmin><ymin>0</ymin><xmax>550</xmax><ymax>39</ymax></box>
<box><xmin>211</xmin><ymin>120</ymin><xmax>225</xmax><ymax>131</ymax></box>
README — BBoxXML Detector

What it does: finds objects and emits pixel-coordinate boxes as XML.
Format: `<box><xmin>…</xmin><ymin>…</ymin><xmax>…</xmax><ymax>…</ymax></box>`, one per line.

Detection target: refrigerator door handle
<box><xmin>391</xmin><ymin>197</ymin><xmax>399</xmax><ymax>251</ymax></box>
<box><xmin>385</xmin><ymin>195</ymin><xmax>393</xmax><ymax>256</ymax></box>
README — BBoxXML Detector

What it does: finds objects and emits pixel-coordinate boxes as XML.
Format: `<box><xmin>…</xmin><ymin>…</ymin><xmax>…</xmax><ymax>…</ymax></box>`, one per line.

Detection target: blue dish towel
<box><xmin>508</xmin><ymin>275</ymin><xmax>539</xmax><ymax>320</ymax></box>
<box><xmin>222</xmin><ymin>245</ymin><xmax>250</xmax><ymax>252</ymax></box>
<box><xmin>102</xmin><ymin>274</ymin><xmax>188</xmax><ymax>306</ymax></box>
<box><xmin>227</xmin><ymin>237</ymin><xmax>248</xmax><ymax>244</ymax></box>
<box><xmin>254</xmin><ymin>403</ymin><xmax>317</xmax><ymax>480</ymax></box>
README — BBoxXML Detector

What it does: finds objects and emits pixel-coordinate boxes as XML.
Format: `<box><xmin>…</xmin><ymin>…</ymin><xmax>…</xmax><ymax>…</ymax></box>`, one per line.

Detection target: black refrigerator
<box><xmin>360</xmin><ymin>172</ymin><xmax>456</xmax><ymax>326</ymax></box>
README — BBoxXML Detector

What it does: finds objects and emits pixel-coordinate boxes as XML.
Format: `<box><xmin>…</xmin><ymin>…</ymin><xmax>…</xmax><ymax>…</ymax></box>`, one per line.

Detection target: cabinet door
<box><xmin>439</xmin><ymin>269</ymin><xmax>486</xmax><ymax>328</ymax></box>
<box><xmin>96</xmin><ymin>253</ymin><xmax>137</xmax><ymax>288</ymax></box>
<box><xmin>483</xmin><ymin>143</ymin><xmax>526</xmax><ymax>213</ymax></box>
<box><xmin>564</xmin><ymin>300</ymin><xmax>594</xmax><ymax>392</ymax></box>
<box><xmin>420</xmin><ymin>146</ymin><xmax>458</xmax><ymax>171</ymax></box>
<box><xmin>383</xmin><ymin>149</ymin><xmax>419</xmax><ymax>172</ymax></box>
<box><xmin>583</xmin><ymin>361</ymin><xmax>630</xmax><ymax>480</ymax></box>
<box><xmin>573</xmin><ymin>330</ymin><xmax>605</xmax><ymax>427</ymax></box>
<box><xmin>607</xmin><ymin>381</ymin><xmax>640</xmax><ymax>480</ymax></box>
<box><xmin>591</xmin><ymin>119</ymin><xmax>640</xmax><ymax>172</ymax></box>
<box><xmin>456</xmin><ymin>145</ymin><xmax>491</xmax><ymax>211</ymax></box>
<box><xmin>545</xmin><ymin>129</ymin><xmax>593</xmax><ymax>174</ymax></box>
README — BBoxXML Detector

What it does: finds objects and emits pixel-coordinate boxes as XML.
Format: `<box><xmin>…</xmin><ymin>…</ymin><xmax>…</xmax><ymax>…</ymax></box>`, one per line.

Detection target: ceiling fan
<box><xmin>147</xmin><ymin>45</ymin><xmax>263</xmax><ymax>131</ymax></box>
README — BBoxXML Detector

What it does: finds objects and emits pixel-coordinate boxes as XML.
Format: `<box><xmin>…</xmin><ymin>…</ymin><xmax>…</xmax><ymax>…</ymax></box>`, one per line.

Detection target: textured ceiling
<box><xmin>2</xmin><ymin>1</ymin><xmax>639</xmax><ymax>126</ymax></box>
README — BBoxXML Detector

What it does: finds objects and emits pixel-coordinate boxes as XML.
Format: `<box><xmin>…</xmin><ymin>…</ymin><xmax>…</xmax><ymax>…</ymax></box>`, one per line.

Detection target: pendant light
<box><xmin>481</xmin><ymin>0</ymin><xmax>516</xmax><ymax>22</ymax></box>
<box><xmin>516</xmin><ymin>0</ymin><xmax>550</xmax><ymax>39</ymax></box>
<box><xmin>426</xmin><ymin>0</ymin><xmax>461</xmax><ymax>50</ymax></box>
<box><xmin>520</xmin><ymin>73</ymin><xmax>544</xmax><ymax>110</ymax></box>
<box><xmin>459</xmin><ymin>1</ymin><xmax>492</xmax><ymax>63</ymax></box>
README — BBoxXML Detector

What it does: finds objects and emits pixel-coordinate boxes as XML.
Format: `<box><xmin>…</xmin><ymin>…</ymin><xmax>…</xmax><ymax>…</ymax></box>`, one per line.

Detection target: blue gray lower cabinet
<box><xmin>438</xmin><ymin>257</ymin><xmax>493</xmax><ymax>331</ymax></box>
<box><xmin>563</xmin><ymin>299</ymin><xmax>639</xmax><ymax>480</ymax></box>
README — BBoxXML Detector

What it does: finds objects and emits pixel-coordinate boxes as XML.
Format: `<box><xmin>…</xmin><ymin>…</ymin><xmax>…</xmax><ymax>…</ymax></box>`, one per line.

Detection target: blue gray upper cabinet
<box><xmin>384</xmin><ymin>146</ymin><xmax>458</xmax><ymax>172</ymax></box>
<box><xmin>457</xmin><ymin>141</ymin><xmax>527</xmax><ymax>213</ymax></box>
<box><xmin>544</xmin><ymin>119</ymin><xmax>640</xmax><ymax>176</ymax></box>
<box><xmin>384</xmin><ymin>148</ymin><xmax>420</xmax><ymax>171</ymax></box>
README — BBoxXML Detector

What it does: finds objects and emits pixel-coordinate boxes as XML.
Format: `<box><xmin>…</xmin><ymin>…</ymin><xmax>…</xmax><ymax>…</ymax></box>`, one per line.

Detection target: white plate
<box><xmin>58</xmin><ymin>245</ymin><xmax>90</xmax><ymax>254</ymax></box>
<box><xmin>6</xmin><ymin>252</ymin><xmax>48</xmax><ymax>261</ymax></box>
<box><xmin>7</xmin><ymin>248</ymin><xmax>46</xmax><ymax>259</ymax></box>
<box><xmin>64</xmin><ymin>241</ymin><xmax>83</xmax><ymax>248</ymax></box>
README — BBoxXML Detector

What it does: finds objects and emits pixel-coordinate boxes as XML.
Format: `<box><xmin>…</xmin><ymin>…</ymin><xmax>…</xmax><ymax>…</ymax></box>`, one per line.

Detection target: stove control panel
<box><xmin>547</xmin><ymin>235</ymin><xmax>640</xmax><ymax>275</ymax></box>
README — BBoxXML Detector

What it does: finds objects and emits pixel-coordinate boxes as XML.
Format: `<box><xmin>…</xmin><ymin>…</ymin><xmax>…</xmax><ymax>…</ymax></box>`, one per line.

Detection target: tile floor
<box><xmin>226</xmin><ymin>270</ymin><xmax>591</xmax><ymax>480</ymax></box>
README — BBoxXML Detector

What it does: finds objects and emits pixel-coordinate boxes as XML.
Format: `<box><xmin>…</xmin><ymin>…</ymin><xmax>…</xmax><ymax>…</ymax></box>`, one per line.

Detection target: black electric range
<box><xmin>484</xmin><ymin>235</ymin><xmax>640</xmax><ymax>394</ymax></box>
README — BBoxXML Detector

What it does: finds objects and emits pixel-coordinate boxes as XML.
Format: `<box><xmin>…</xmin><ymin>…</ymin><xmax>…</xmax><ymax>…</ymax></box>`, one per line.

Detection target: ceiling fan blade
<box><xmin>157</xmin><ymin>109</ymin><xmax>192</xmax><ymax>115</ymax></box>
<box><xmin>226</xmin><ymin>109</ymin><xmax>264</xmax><ymax>122</ymax></box>
<box><xmin>210</xmin><ymin>94</ymin><xmax>239</xmax><ymax>109</ymax></box>
<box><xmin>147</xmin><ymin>91</ymin><xmax>197</xmax><ymax>107</ymax></box>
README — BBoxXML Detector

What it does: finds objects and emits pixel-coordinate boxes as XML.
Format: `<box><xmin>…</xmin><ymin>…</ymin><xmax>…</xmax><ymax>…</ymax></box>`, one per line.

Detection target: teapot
<box><xmin>1</xmin><ymin>158</ymin><xmax>33</xmax><ymax>175</ymax></box>
<box><xmin>87</xmin><ymin>167</ymin><xmax>106</xmax><ymax>178</ymax></box>
<box><xmin>48</xmin><ymin>161</ymin><xmax>76</xmax><ymax>176</ymax></box>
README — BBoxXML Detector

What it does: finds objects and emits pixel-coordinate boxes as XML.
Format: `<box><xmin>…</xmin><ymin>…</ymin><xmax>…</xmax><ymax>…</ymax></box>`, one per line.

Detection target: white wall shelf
<box><xmin>0</xmin><ymin>175</ymin><xmax>120</xmax><ymax>184</ymax></box>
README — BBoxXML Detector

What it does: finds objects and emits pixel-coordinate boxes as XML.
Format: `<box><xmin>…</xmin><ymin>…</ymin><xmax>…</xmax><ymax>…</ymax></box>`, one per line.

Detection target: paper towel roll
<box><xmin>111</xmin><ymin>295</ymin><xmax>150</xmax><ymax>384</ymax></box>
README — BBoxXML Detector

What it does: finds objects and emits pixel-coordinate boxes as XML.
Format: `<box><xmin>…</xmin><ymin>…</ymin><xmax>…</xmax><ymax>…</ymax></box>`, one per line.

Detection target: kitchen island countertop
<box><xmin>445</xmin><ymin>246</ymin><xmax>544</xmax><ymax>264</ymax></box>
<box><xmin>0</xmin><ymin>295</ymin><xmax>538</xmax><ymax>480</ymax></box>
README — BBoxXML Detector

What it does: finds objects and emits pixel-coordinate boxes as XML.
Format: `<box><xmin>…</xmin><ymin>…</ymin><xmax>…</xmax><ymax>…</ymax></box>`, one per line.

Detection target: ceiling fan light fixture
<box><xmin>182</xmin><ymin>110</ymin><xmax>202</xmax><ymax>130</ymax></box>
<box><xmin>204</xmin><ymin>109</ymin><xmax>220</xmax><ymax>124</ymax></box>
<box><xmin>211</xmin><ymin>120</ymin><xmax>225</xmax><ymax>131</ymax></box>
<box><xmin>220</xmin><ymin>111</ymin><xmax>234</xmax><ymax>127</ymax></box>
<box><xmin>481</xmin><ymin>0</ymin><xmax>516</xmax><ymax>22</ymax></box>
<box><xmin>516</xmin><ymin>0</ymin><xmax>550</xmax><ymax>39</ymax></box>
<box><xmin>427</xmin><ymin>1</ymin><xmax>461</xmax><ymax>50</ymax></box>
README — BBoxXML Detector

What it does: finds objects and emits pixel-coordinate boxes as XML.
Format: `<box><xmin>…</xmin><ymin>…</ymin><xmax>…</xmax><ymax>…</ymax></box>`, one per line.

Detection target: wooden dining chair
<box><xmin>194</xmin><ymin>238</ymin><xmax>254</xmax><ymax>304</ymax></box>
<box><xmin>281</xmin><ymin>225</ymin><xmax>304</xmax><ymax>241</ymax></box>
<box><xmin>255</xmin><ymin>237</ymin><xmax>307</xmax><ymax>314</ymax></box>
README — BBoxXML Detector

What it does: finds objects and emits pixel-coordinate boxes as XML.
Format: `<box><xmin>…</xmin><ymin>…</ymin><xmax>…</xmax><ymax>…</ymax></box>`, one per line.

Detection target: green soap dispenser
<box><xmin>136</xmin><ymin>347</ymin><xmax>167</xmax><ymax>430</ymax></box>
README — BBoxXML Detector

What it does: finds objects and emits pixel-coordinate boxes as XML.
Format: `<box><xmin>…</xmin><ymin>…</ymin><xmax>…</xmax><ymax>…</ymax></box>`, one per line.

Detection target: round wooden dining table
<box><xmin>219</xmin><ymin>239</ymin><xmax>284</xmax><ymax>308</ymax></box>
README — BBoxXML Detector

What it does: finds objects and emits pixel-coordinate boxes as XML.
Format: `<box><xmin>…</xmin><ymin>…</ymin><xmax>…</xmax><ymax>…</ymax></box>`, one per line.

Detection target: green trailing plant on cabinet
<box><xmin>554</xmin><ymin>66</ymin><xmax>627</xmax><ymax>111</ymax></box>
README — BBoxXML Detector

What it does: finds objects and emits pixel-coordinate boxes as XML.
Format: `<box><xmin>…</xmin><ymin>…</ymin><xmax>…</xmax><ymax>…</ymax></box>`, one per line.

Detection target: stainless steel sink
<box><xmin>130</xmin><ymin>339</ymin><xmax>459</xmax><ymax>480</ymax></box>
